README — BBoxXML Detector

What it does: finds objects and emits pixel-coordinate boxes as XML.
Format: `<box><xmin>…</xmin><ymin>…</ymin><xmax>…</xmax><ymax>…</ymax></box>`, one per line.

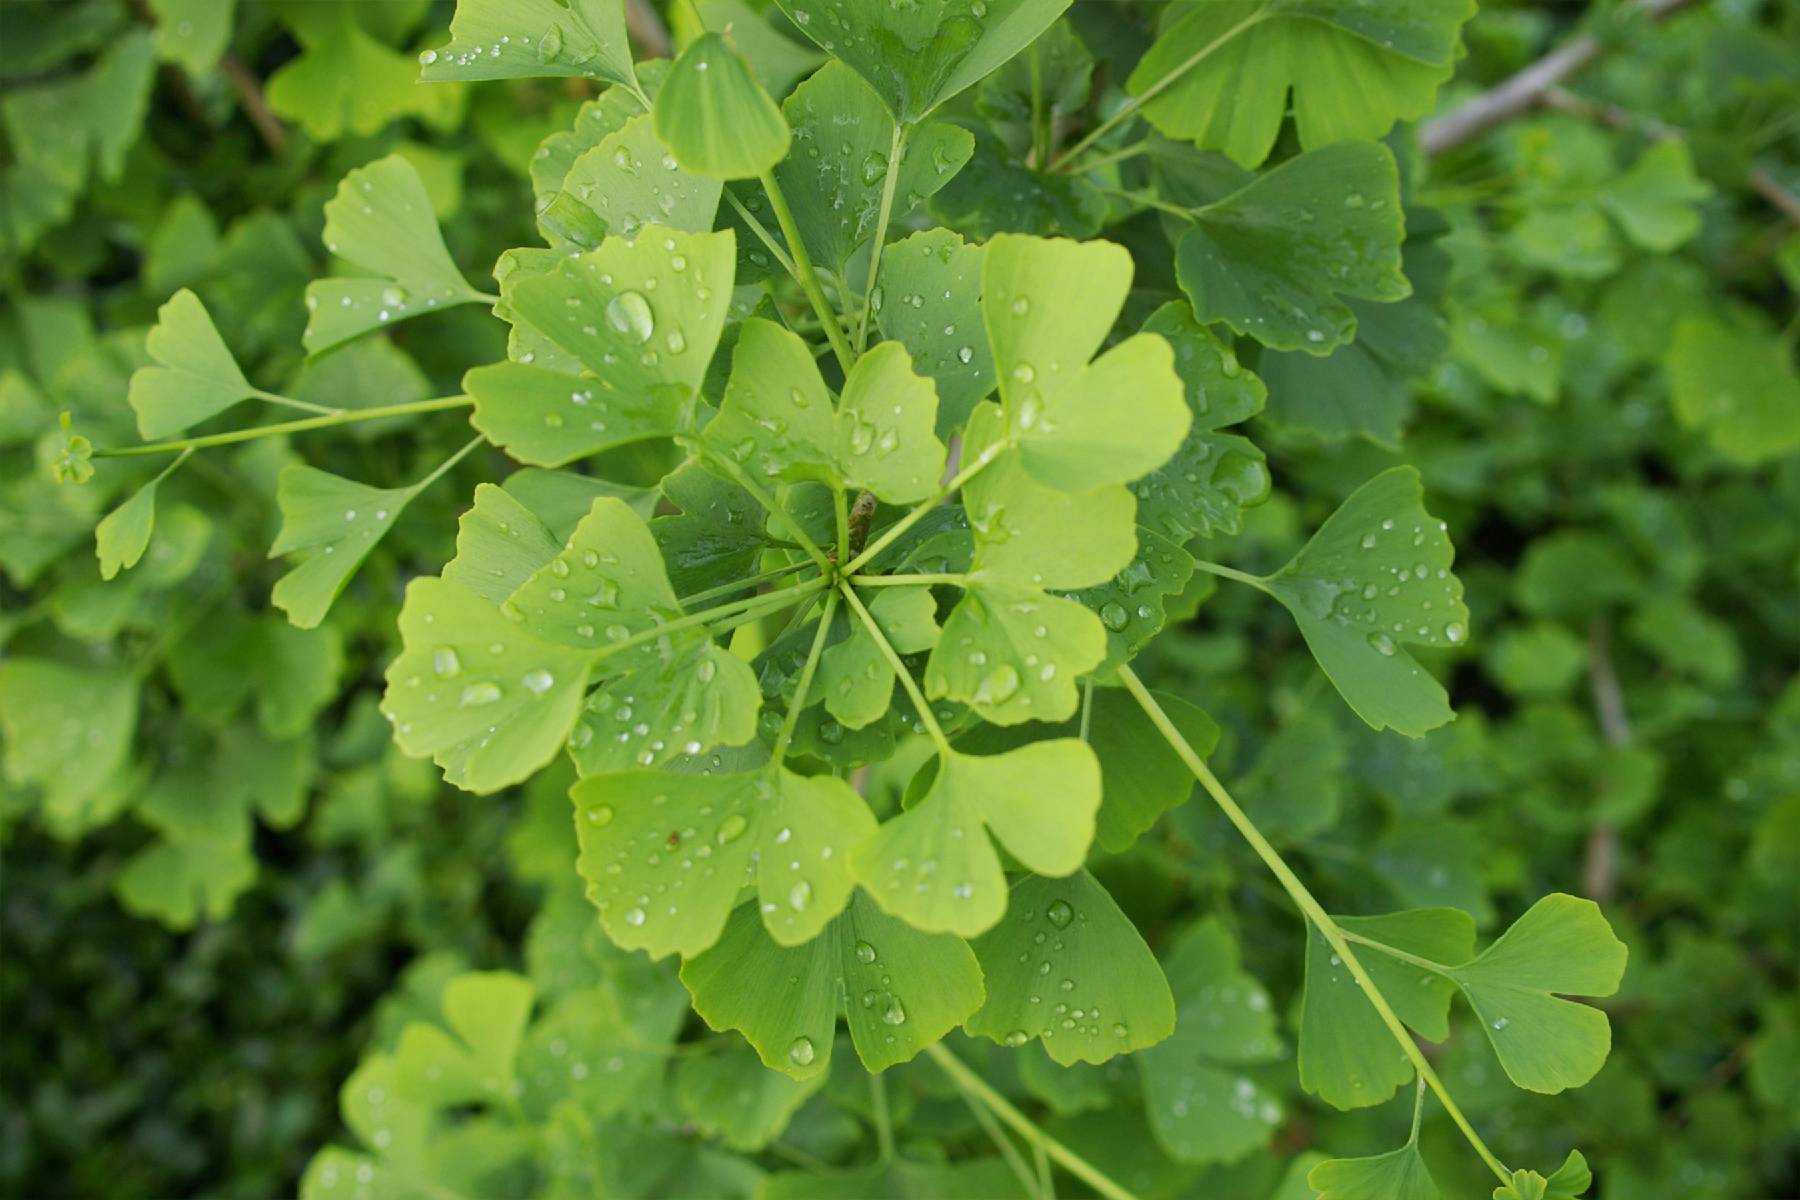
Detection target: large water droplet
<box><xmin>854</xmin><ymin>940</ymin><xmax>877</xmax><ymax>964</ymax></box>
<box><xmin>587</xmin><ymin>805</ymin><xmax>614</xmax><ymax>826</ymax></box>
<box><xmin>788</xmin><ymin>880</ymin><xmax>813</xmax><ymax>911</ymax></box>
<box><xmin>788</xmin><ymin>1036</ymin><xmax>816</xmax><ymax>1066</ymax></box>
<box><xmin>522</xmin><ymin>669</ymin><xmax>556</xmax><ymax>694</ymax></box>
<box><xmin>432</xmin><ymin>648</ymin><xmax>460</xmax><ymax>678</ymax></box>
<box><xmin>716</xmin><ymin>813</ymin><xmax>748</xmax><ymax>844</ymax></box>
<box><xmin>459</xmin><ymin>682</ymin><xmax>502</xmax><ymax>707</ymax></box>
<box><xmin>1367</xmin><ymin>631</ymin><xmax>1397</xmax><ymax>657</ymax></box>
<box><xmin>1045</xmin><ymin>899</ymin><xmax>1074</xmax><ymax>929</ymax></box>
<box><xmin>881</xmin><ymin>997</ymin><xmax>907</xmax><ymax>1026</ymax></box>
<box><xmin>605</xmin><ymin>291</ymin><xmax>655</xmax><ymax>343</ymax></box>
<box><xmin>1099</xmin><ymin>602</ymin><xmax>1129</xmax><ymax>631</ymax></box>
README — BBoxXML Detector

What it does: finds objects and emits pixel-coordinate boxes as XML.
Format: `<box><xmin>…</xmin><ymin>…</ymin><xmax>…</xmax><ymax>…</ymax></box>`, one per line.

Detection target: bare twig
<box><xmin>219</xmin><ymin>53</ymin><xmax>288</xmax><ymax>157</ymax></box>
<box><xmin>625</xmin><ymin>0</ymin><xmax>673</xmax><ymax>60</ymax></box>
<box><xmin>1582</xmin><ymin>620</ymin><xmax>1634</xmax><ymax>904</ymax></box>
<box><xmin>1419</xmin><ymin>0</ymin><xmax>1702</xmax><ymax>156</ymax></box>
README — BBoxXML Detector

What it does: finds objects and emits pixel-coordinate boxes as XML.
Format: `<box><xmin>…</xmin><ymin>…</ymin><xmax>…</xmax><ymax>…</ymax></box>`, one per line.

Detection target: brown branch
<box><xmin>1419</xmin><ymin>0</ymin><xmax>1703</xmax><ymax>156</ymax></box>
<box><xmin>219</xmin><ymin>53</ymin><xmax>288</xmax><ymax>158</ymax></box>
<box><xmin>1581</xmin><ymin>620</ymin><xmax>1633</xmax><ymax>904</ymax></box>
<box><xmin>625</xmin><ymin>0</ymin><xmax>673</xmax><ymax>60</ymax></box>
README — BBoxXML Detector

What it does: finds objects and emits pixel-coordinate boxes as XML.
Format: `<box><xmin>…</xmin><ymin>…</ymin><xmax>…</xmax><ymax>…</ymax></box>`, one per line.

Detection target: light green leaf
<box><xmin>115</xmin><ymin>831</ymin><xmax>257</xmax><ymax>929</ymax></box>
<box><xmin>835</xmin><ymin>341</ymin><xmax>946</xmax><ymax>503</ymax></box>
<box><xmin>1299</xmin><ymin>909</ymin><xmax>1474</xmax><ymax>1109</ymax></box>
<box><xmin>382</xmin><ymin>576</ymin><xmax>596</xmax><ymax>793</ymax></box>
<box><xmin>1176</xmin><ymin>142</ymin><xmax>1408</xmax><ymax>354</ymax></box>
<box><xmin>1600</xmin><ymin>141</ymin><xmax>1710</xmax><ymax>252</ymax></box>
<box><xmin>704</xmin><ymin>318</ymin><xmax>837</xmax><ymax>485</ymax></box>
<box><xmin>1493</xmin><ymin>1150</ymin><xmax>1592</xmax><ymax>1200</ymax></box>
<box><xmin>771</xmin><ymin>0</ymin><xmax>1073</xmax><ymax>125</ymax></box>
<box><xmin>820</xmin><ymin>588</ymin><xmax>937</xmax><ymax>730</ymax></box>
<box><xmin>966</xmin><ymin>870</ymin><xmax>1175</xmax><ymax>1064</ymax></box>
<box><xmin>1129</xmin><ymin>0</ymin><xmax>1475</xmax><ymax>169</ymax></box>
<box><xmin>554</xmin><ymin>111</ymin><xmax>723</xmax><ymax>246</ymax></box>
<box><xmin>1309</xmin><ymin>1140</ymin><xmax>1442</xmax><ymax>1200</ymax></box>
<box><xmin>1665</xmin><ymin>314</ymin><xmax>1800</xmax><ymax>465</ymax></box>
<box><xmin>983</xmin><ymin>234</ymin><xmax>1190</xmax><ymax>491</ymax></box>
<box><xmin>1447</xmin><ymin>894</ymin><xmax>1627</xmax><ymax>1094</ymax></box>
<box><xmin>1260</xmin><ymin>467</ymin><xmax>1469</xmax><ymax>737</ymax></box>
<box><xmin>442</xmin><ymin>483</ymin><xmax>562</xmax><ymax>604</ymax></box>
<box><xmin>95</xmin><ymin>454</ymin><xmax>187</xmax><ymax>581</ymax></box>
<box><xmin>681</xmin><ymin>892</ymin><xmax>985</xmax><ymax>1079</ymax></box>
<box><xmin>304</xmin><ymin>155</ymin><xmax>492</xmax><ymax>355</ymax></box>
<box><xmin>676</xmin><ymin>1040</ymin><xmax>827</xmax><ymax>1150</ymax></box>
<box><xmin>0</xmin><ymin>30</ymin><xmax>155</xmax><ymax>191</ymax></box>
<box><xmin>772</xmin><ymin>61</ymin><xmax>973</xmax><ymax>277</ymax></box>
<box><xmin>851</xmin><ymin>739</ymin><xmax>1100</xmax><ymax>937</ymax></box>
<box><xmin>149</xmin><ymin>0</ymin><xmax>236</xmax><ymax>75</ymax></box>
<box><xmin>682</xmin><ymin>0</ymin><xmax>825</xmax><ymax>98</ymax></box>
<box><xmin>266</xmin><ymin>9</ymin><xmax>421</xmax><ymax>142</ymax></box>
<box><xmin>959</xmin><ymin>686</ymin><xmax>1218</xmax><ymax>854</ymax></box>
<box><xmin>1140</xmin><ymin>919</ymin><xmax>1286</xmax><ymax>1164</ymax></box>
<box><xmin>571</xmin><ymin>639</ymin><xmax>762</xmax><ymax>772</ymax></box>
<box><xmin>876</xmin><ymin>230</ymin><xmax>994</xmax><ymax>432</ymax></box>
<box><xmin>269</xmin><ymin>468</ymin><xmax>417</xmax><ymax>628</ymax></box>
<box><xmin>420</xmin><ymin>0</ymin><xmax>637</xmax><ymax>91</ymax></box>
<box><xmin>126</xmin><ymin>289</ymin><xmax>256</xmax><ymax>438</ymax></box>
<box><xmin>926</xmin><ymin>581</ymin><xmax>1104</xmax><ymax>725</ymax></box>
<box><xmin>1130</xmin><ymin>301</ymin><xmax>1269</xmax><ymax>542</ymax></box>
<box><xmin>573</xmin><ymin>767</ymin><xmax>874</xmax><ymax>958</ymax></box>
<box><xmin>0</xmin><ymin>659</ymin><xmax>137</xmax><ymax>821</ymax></box>
<box><xmin>961</xmin><ymin>403</ymin><xmax>1138</xmax><ymax>591</ymax></box>
<box><xmin>654</xmin><ymin>32</ymin><xmax>789</xmax><ymax>181</ymax></box>
<box><xmin>393</xmin><ymin>972</ymin><xmax>537</xmax><ymax>1107</ymax></box>
<box><xmin>1062</xmin><ymin>525</ymin><xmax>1196</xmax><ymax>675</ymax></box>
<box><xmin>502</xmin><ymin>496</ymin><xmax>684</xmax><ymax>656</ymax></box>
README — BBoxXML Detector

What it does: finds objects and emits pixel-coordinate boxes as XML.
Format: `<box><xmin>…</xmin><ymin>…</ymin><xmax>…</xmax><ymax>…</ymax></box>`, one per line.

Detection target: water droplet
<box><xmin>716</xmin><ymin>813</ymin><xmax>748</xmax><ymax>844</ymax></box>
<box><xmin>432</xmin><ymin>648</ymin><xmax>460</xmax><ymax>678</ymax></box>
<box><xmin>605</xmin><ymin>291</ymin><xmax>655</xmax><ymax>343</ymax></box>
<box><xmin>1099</xmin><ymin>602</ymin><xmax>1129</xmax><ymax>631</ymax></box>
<box><xmin>881</xmin><ymin>998</ymin><xmax>907</xmax><ymax>1026</ymax></box>
<box><xmin>788</xmin><ymin>880</ymin><xmax>813</xmax><ymax>911</ymax></box>
<box><xmin>459</xmin><ymin>682</ymin><xmax>502</xmax><ymax>707</ymax></box>
<box><xmin>587</xmin><ymin>805</ymin><xmax>614</xmax><ymax>826</ymax></box>
<box><xmin>1045</xmin><ymin>900</ymin><xmax>1073</xmax><ymax>928</ymax></box>
<box><xmin>1367</xmin><ymin>631</ymin><xmax>1396</xmax><ymax>656</ymax></box>
<box><xmin>855</xmin><ymin>940</ymin><xmax>877</xmax><ymax>964</ymax></box>
<box><xmin>522</xmin><ymin>669</ymin><xmax>555</xmax><ymax>694</ymax></box>
<box><xmin>418</xmin><ymin>48</ymin><xmax>439</xmax><ymax>65</ymax></box>
<box><xmin>861</xmin><ymin>151</ymin><xmax>888</xmax><ymax>185</ymax></box>
<box><xmin>1444</xmin><ymin>621</ymin><xmax>1465</xmax><ymax>644</ymax></box>
<box><xmin>538</xmin><ymin>25</ymin><xmax>564</xmax><ymax>61</ymax></box>
<box><xmin>788</xmin><ymin>1036</ymin><xmax>815</xmax><ymax>1066</ymax></box>
<box><xmin>623</xmin><ymin>907</ymin><xmax>646</xmax><ymax>927</ymax></box>
<box><xmin>1004</xmin><ymin>1029</ymin><xmax>1029</xmax><ymax>1047</ymax></box>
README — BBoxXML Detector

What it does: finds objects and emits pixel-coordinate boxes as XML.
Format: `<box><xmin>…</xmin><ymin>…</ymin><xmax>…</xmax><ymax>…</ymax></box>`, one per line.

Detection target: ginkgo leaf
<box><xmin>266</xmin><ymin>8</ymin><xmax>422</xmax><ymax>142</ymax></box>
<box><xmin>957</xmin><ymin>686</ymin><xmax>1219</xmax><ymax>854</ymax></box>
<box><xmin>1447</xmin><ymin>894</ymin><xmax>1627</xmax><ymax>1094</ymax></box>
<box><xmin>304</xmin><ymin>155</ymin><xmax>492</xmax><ymax>355</ymax></box>
<box><xmin>571</xmin><ymin>639</ymin><xmax>762</xmax><ymax>773</ymax></box>
<box><xmin>876</xmin><ymin>230</ymin><xmax>994</xmax><ymax>432</ymax></box>
<box><xmin>1063</xmin><ymin>525</ymin><xmax>1196</xmax><ymax>675</ymax></box>
<box><xmin>983</xmin><ymin>234</ymin><xmax>1189</xmax><ymax>491</ymax></box>
<box><xmin>1299</xmin><ymin>909</ymin><xmax>1474</xmax><ymax>1110</ymax></box>
<box><xmin>1130</xmin><ymin>301</ymin><xmax>1269</xmax><ymax>542</ymax></box>
<box><xmin>1310</xmin><ymin>1140</ymin><xmax>1442</xmax><ymax>1200</ymax></box>
<box><xmin>1493</xmin><ymin>1150</ymin><xmax>1593</xmax><ymax>1200</ymax></box>
<box><xmin>850</xmin><ymin>738</ymin><xmax>1100</xmax><ymax>937</ymax></box>
<box><xmin>1665</xmin><ymin>314</ymin><xmax>1800</xmax><ymax>465</ymax></box>
<box><xmin>95</xmin><ymin>451</ymin><xmax>189</xmax><ymax>580</ymax></box>
<box><xmin>820</xmin><ymin>588</ymin><xmax>937</xmax><ymax>730</ymax></box>
<box><xmin>771</xmin><ymin>61</ymin><xmax>973</xmax><ymax>277</ymax></box>
<box><xmin>1599</xmin><ymin>141</ymin><xmax>1711</xmax><ymax>252</ymax></box>
<box><xmin>419</xmin><ymin>0</ymin><xmax>637</xmax><ymax>91</ymax></box>
<box><xmin>115</xmin><ymin>830</ymin><xmax>258</xmax><ymax>929</ymax></box>
<box><xmin>770</xmin><ymin>0</ymin><xmax>1073</xmax><ymax>125</ymax></box>
<box><xmin>835</xmin><ymin>341</ymin><xmax>946</xmax><ymax>503</ymax></box>
<box><xmin>965</xmin><ymin>870</ymin><xmax>1175</xmax><ymax>1064</ymax></box>
<box><xmin>960</xmin><ymin>403</ymin><xmax>1137</xmax><ymax>592</ymax></box>
<box><xmin>676</xmin><ymin>1040</ymin><xmax>827</xmax><ymax>1150</ymax></box>
<box><xmin>1259</xmin><ymin>467</ymin><xmax>1469</xmax><ymax>737</ymax></box>
<box><xmin>148</xmin><ymin>0</ymin><xmax>235</xmax><ymax>77</ymax></box>
<box><xmin>1175</xmin><ymin>141</ymin><xmax>1409</xmax><ymax>354</ymax></box>
<box><xmin>501</xmin><ymin>496</ymin><xmax>684</xmax><ymax>659</ymax></box>
<box><xmin>269</xmin><ymin>467</ymin><xmax>417</xmax><ymax>629</ymax></box>
<box><xmin>572</xmin><ymin>767</ymin><xmax>874</xmax><ymax>958</ymax></box>
<box><xmin>703</xmin><ymin>317</ymin><xmax>837</xmax><ymax>485</ymax></box>
<box><xmin>554</xmin><ymin>111</ymin><xmax>723</xmax><ymax>246</ymax></box>
<box><xmin>681</xmin><ymin>892</ymin><xmax>984</xmax><ymax>1079</ymax></box>
<box><xmin>649</xmin><ymin>463</ymin><xmax>773</xmax><ymax>599</ymax></box>
<box><xmin>1</xmin><ymin>29</ymin><xmax>155</xmax><ymax>192</ymax></box>
<box><xmin>653</xmin><ymin>32</ymin><xmax>789</xmax><ymax>181</ymax></box>
<box><xmin>0</xmin><ymin>659</ymin><xmax>138</xmax><ymax>819</ymax></box>
<box><xmin>126</xmin><ymin>289</ymin><xmax>258</xmax><ymax>438</ymax></box>
<box><xmin>530</xmin><ymin>81</ymin><xmax>655</xmax><ymax>206</ymax></box>
<box><xmin>925</xmin><ymin>582</ymin><xmax>1102</xmax><ymax>725</ymax></box>
<box><xmin>1139</xmin><ymin>918</ymin><xmax>1286</xmax><ymax>1164</ymax></box>
<box><xmin>382</xmin><ymin>576</ymin><xmax>596</xmax><ymax>794</ymax></box>
<box><xmin>442</xmin><ymin>483</ymin><xmax>563</xmax><ymax>603</ymax></box>
<box><xmin>1129</xmin><ymin>0</ymin><xmax>1476</xmax><ymax>169</ymax></box>
<box><xmin>392</xmin><ymin>971</ymin><xmax>536</xmax><ymax>1107</ymax></box>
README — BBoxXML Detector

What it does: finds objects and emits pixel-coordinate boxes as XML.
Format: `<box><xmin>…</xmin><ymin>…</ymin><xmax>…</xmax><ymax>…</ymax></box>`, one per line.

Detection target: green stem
<box><xmin>845</xmin><ymin>572</ymin><xmax>964</xmax><ymax>588</ymax></box>
<box><xmin>1339</xmin><ymin>929</ymin><xmax>1457</xmax><ymax>976</ymax></box>
<box><xmin>835</xmin><ymin>488</ymin><xmax>852</xmax><ymax>564</ymax></box>
<box><xmin>1069</xmin><ymin>140</ymin><xmax>1150</xmax><ymax>175</ymax></box>
<box><xmin>1115</xmin><ymin>665</ymin><xmax>1513</xmax><ymax>1187</ymax></box>
<box><xmin>682</xmin><ymin>438</ymin><xmax>834</xmax><ymax>572</ymax></box>
<box><xmin>1049</xmin><ymin>11</ymin><xmax>1266</xmax><ymax>173</ymax></box>
<box><xmin>678</xmin><ymin>560</ymin><xmax>819</xmax><ymax>609</ymax></box>
<box><xmin>923</xmin><ymin>1044</ymin><xmax>1140</xmax><ymax>1200</ymax></box>
<box><xmin>408</xmin><ymin>434</ymin><xmax>485</xmax><ymax>494</ymax></box>
<box><xmin>92</xmin><ymin>396</ymin><xmax>474</xmax><ymax>458</ymax></box>
<box><xmin>599</xmin><ymin>577</ymin><xmax>829</xmax><ymax>667</ymax></box>
<box><xmin>869</xmin><ymin>1071</ymin><xmax>896</xmax><ymax>1163</ymax></box>
<box><xmin>1095</xmin><ymin>186</ymin><xmax>1194</xmax><ymax>220</ymax></box>
<box><xmin>855</xmin><ymin>123</ymin><xmax>907</xmax><ymax>352</ymax></box>
<box><xmin>758</xmin><ymin>168</ymin><xmax>857</xmax><ymax>374</ymax></box>
<box><xmin>1028</xmin><ymin>41</ymin><xmax>1051</xmax><ymax>168</ymax></box>
<box><xmin>767</xmin><ymin>589</ymin><xmax>839</xmax><ymax>769</ymax></box>
<box><xmin>1190</xmin><ymin>558</ymin><xmax>1267</xmax><ymax>591</ymax></box>
<box><xmin>961</xmin><ymin>1079</ymin><xmax>1044</xmax><ymax>1199</ymax></box>
<box><xmin>250</xmin><ymin>388</ymin><xmax>341</xmax><ymax>417</ymax></box>
<box><xmin>724</xmin><ymin>188</ymin><xmax>798</xmax><ymax>279</ymax></box>
<box><xmin>838</xmin><ymin>580</ymin><xmax>950</xmax><ymax>754</ymax></box>
<box><xmin>1409</xmin><ymin>1076</ymin><xmax>1428</xmax><ymax>1144</ymax></box>
<box><xmin>841</xmin><ymin>439</ymin><xmax>1005</xmax><ymax>576</ymax></box>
